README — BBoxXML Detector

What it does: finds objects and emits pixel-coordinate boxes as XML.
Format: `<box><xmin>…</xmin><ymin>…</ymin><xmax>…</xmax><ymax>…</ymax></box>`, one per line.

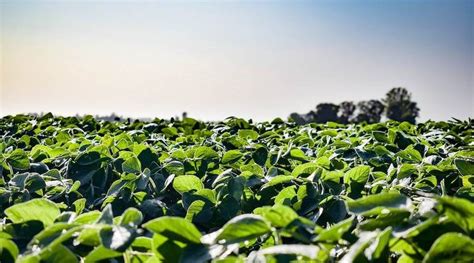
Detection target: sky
<box><xmin>1</xmin><ymin>0</ymin><xmax>473</xmax><ymax>121</ymax></box>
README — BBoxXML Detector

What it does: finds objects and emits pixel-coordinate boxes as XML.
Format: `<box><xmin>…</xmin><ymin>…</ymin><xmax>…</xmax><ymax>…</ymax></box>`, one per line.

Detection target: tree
<box><xmin>289</xmin><ymin>112</ymin><xmax>307</xmax><ymax>125</ymax></box>
<box><xmin>383</xmin><ymin>87</ymin><xmax>419</xmax><ymax>123</ymax></box>
<box><xmin>314</xmin><ymin>103</ymin><xmax>339</xmax><ymax>123</ymax></box>
<box><xmin>338</xmin><ymin>101</ymin><xmax>356</xmax><ymax>124</ymax></box>
<box><xmin>305</xmin><ymin>111</ymin><xmax>317</xmax><ymax>123</ymax></box>
<box><xmin>353</xmin><ymin>100</ymin><xmax>385</xmax><ymax>123</ymax></box>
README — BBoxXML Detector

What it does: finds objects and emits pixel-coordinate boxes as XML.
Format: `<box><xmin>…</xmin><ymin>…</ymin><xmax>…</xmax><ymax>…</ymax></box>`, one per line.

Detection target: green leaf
<box><xmin>25</xmin><ymin>173</ymin><xmax>46</xmax><ymax>192</ymax></box>
<box><xmin>41</xmin><ymin>244</ymin><xmax>78</xmax><ymax>263</ymax></box>
<box><xmin>9</xmin><ymin>173</ymin><xmax>45</xmax><ymax>192</ymax></box>
<box><xmin>291</xmin><ymin>163</ymin><xmax>319</xmax><ymax>178</ymax></box>
<box><xmin>252</xmin><ymin>147</ymin><xmax>268</xmax><ymax>166</ymax></box>
<box><xmin>253</xmin><ymin>205</ymin><xmax>299</xmax><ymax>228</ymax></box>
<box><xmin>423</xmin><ymin>233</ymin><xmax>474</xmax><ymax>263</ymax></box>
<box><xmin>340</xmin><ymin>231</ymin><xmax>379</xmax><ymax>263</ymax></box>
<box><xmin>454</xmin><ymin>158</ymin><xmax>474</xmax><ymax>176</ymax></box>
<box><xmin>100</xmin><ymin>225</ymin><xmax>135</xmax><ymax>252</ymax></box>
<box><xmin>261</xmin><ymin>176</ymin><xmax>294</xmax><ymax>189</ymax></box>
<box><xmin>96</xmin><ymin>204</ymin><xmax>114</xmax><ymax>225</ymax></box>
<box><xmin>248</xmin><ymin>245</ymin><xmax>322</xmax><ymax>261</ymax></box>
<box><xmin>29</xmin><ymin>223</ymin><xmax>78</xmax><ymax>248</ymax></box>
<box><xmin>274</xmin><ymin>186</ymin><xmax>297</xmax><ymax>205</ymax></box>
<box><xmin>122</xmin><ymin>156</ymin><xmax>142</xmax><ymax>173</ymax></box>
<box><xmin>119</xmin><ymin>207</ymin><xmax>143</xmax><ymax>227</ymax></box>
<box><xmin>84</xmin><ymin>246</ymin><xmax>121</xmax><ymax>263</ymax></box>
<box><xmin>345</xmin><ymin>192</ymin><xmax>410</xmax><ymax>215</ymax></box>
<box><xmin>76</xmin><ymin>151</ymin><xmax>101</xmax><ymax>165</ymax></box>
<box><xmin>213</xmin><ymin>214</ymin><xmax>271</xmax><ymax>244</ymax></box>
<box><xmin>144</xmin><ymin>216</ymin><xmax>202</xmax><ymax>244</ymax></box>
<box><xmin>365</xmin><ymin>227</ymin><xmax>392</xmax><ymax>261</ymax></box>
<box><xmin>180</xmin><ymin>244</ymin><xmax>226</xmax><ymax>263</ymax></box>
<box><xmin>314</xmin><ymin>217</ymin><xmax>354</xmax><ymax>243</ymax></box>
<box><xmin>74</xmin><ymin>211</ymin><xmax>102</xmax><ymax>224</ymax></box>
<box><xmin>437</xmin><ymin>196</ymin><xmax>474</xmax><ymax>232</ymax></box>
<box><xmin>344</xmin><ymin>165</ymin><xmax>371</xmax><ymax>184</ymax></box>
<box><xmin>72</xmin><ymin>198</ymin><xmax>86</xmax><ymax>215</ymax></box>
<box><xmin>359</xmin><ymin>209</ymin><xmax>410</xmax><ymax>231</ymax></box>
<box><xmin>5</xmin><ymin>199</ymin><xmax>60</xmax><ymax>226</ymax></box>
<box><xmin>0</xmin><ymin>238</ymin><xmax>19</xmax><ymax>263</ymax></box>
<box><xmin>185</xmin><ymin>200</ymin><xmax>213</xmax><ymax>224</ymax></box>
<box><xmin>289</xmin><ymin>148</ymin><xmax>308</xmax><ymax>161</ymax></box>
<box><xmin>397</xmin><ymin>163</ymin><xmax>417</xmax><ymax>179</ymax></box>
<box><xmin>396</xmin><ymin>145</ymin><xmax>422</xmax><ymax>163</ymax></box>
<box><xmin>7</xmin><ymin>149</ymin><xmax>30</xmax><ymax>170</ymax></box>
<box><xmin>173</xmin><ymin>175</ymin><xmax>204</xmax><ymax>195</ymax></box>
<box><xmin>238</xmin><ymin>129</ymin><xmax>259</xmax><ymax>140</ymax></box>
<box><xmin>74</xmin><ymin>227</ymin><xmax>101</xmax><ymax>246</ymax></box>
<box><xmin>192</xmin><ymin>146</ymin><xmax>219</xmax><ymax>161</ymax></box>
<box><xmin>222</xmin><ymin>150</ymin><xmax>243</xmax><ymax>164</ymax></box>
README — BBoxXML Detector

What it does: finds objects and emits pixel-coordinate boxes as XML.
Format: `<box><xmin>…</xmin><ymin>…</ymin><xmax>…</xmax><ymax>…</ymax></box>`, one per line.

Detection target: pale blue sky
<box><xmin>1</xmin><ymin>0</ymin><xmax>473</xmax><ymax>120</ymax></box>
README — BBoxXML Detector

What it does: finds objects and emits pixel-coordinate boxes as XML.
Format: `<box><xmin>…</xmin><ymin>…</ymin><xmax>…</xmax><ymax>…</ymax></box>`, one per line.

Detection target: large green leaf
<box><xmin>28</xmin><ymin>222</ymin><xmax>78</xmax><ymax>248</ymax></box>
<box><xmin>359</xmin><ymin>208</ymin><xmax>410</xmax><ymax>230</ymax></box>
<box><xmin>143</xmin><ymin>216</ymin><xmax>202</xmax><ymax>244</ymax></box>
<box><xmin>7</xmin><ymin>149</ymin><xmax>30</xmax><ymax>170</ymax></box>
<box><xmin>291</xmin><ymin>163</ymin><xmax>319</xmax><ymax>178</ymax></box>
<box><xmin>396</xmin><ymin>145</ymin><xmax>422</xmax><ymax>163</ymax></box>
<box><xmin>314</xmin><ymin>217</ymin><xmax>354</xmax><ymax>242</ymax></box>
<box><xmin>423</xmin><ymin>233</ymin><xmax>474</xmax><ymax>263</ymax></box>
<box><xmin>253</xmin><ymin>205</ymin><xmax>298</xmax><ymax>228</ymax></box>
<box><xmin>38</xmin><ymin>245</ymin><xmax>78</xmax><ymax>263</ymax></box>
<box><xmin>173</xmin><ymin>175</ymin><xmax>204</xmax><ymax>195</ymax></box>
<box><xmin>364</xmin><ymin>227</ymin><xmax>392</xmax><ymax>261</ymax></box>
<box><xmin>222</xmin><ymin>150</ymin><xmax>244</xmax><ymax>164</ymax></box>
<box><xmin>212</xmin><ymin>214</ymin><xmax>271</xmax><ymax>244</ymax></box>
<box><xmin>454</xmin><ymin>158</ymin><xmax>474</xmax><ymax>176</ymax></box>
<box><xmin>76</xmin><ymin>151</ymin><xmax>101</xmax><ymax>165</ymax></box>
<box><xmin>345</xmin><ymin>192</ymin><xmax>410</xmax><ymax>215</ymax></box>
<box><xmin>119</xmin><ymin>207</ymin><xmax>143</xmax><ymax>227</ymax></box>
<box><xmin>238</xmin><ymin>129</ymin><xmax>259</xmax><ymax>140</ymax></box>
<box><xmin>185</xmin><ymin>200</ymin><xmax>213</xmax><ymax>224</ymax></box>
<box><xmin>122</xmin><ymin>156</ymin><xmax>142</xmax><ymax>173</ymax></box>
<box><xmin>343</xmin><ymin>165</ymin><xmax>371</xmax><ymax>184</ymax></box>
<box><xmin>0</xmin><ymin>238</ymin><xmax>19</xmax><ymax>263</ymax></box>
<box><xmin>437</xmin><ymin>196</ymin><xmax>474</xmax><ymax>232</ymax></box>
<box><xmin>261</xmin><ymin>175</ymin><xmax>294</xmax><ymax>189</ymax></box>
<box><xmin>192</xmin><ymin>146</ymin><xmax>219</xmax><ymax>161</ymax></box>
<box><xmin>84</xmin><ymin>246</ymin><xmax>121</xmax><ymax>262</ymax></box>
<box><xmin>4</xmin><ymin>199</ymin><xmax>60</xmax><ymax>226</ymax></box>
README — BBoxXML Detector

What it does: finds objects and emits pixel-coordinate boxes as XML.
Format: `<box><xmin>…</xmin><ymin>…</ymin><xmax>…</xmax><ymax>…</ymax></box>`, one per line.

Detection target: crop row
<box><xmin>0</xmin><ymin>114</ymin><xmax>472</xmax><ymax>262</ymax></box>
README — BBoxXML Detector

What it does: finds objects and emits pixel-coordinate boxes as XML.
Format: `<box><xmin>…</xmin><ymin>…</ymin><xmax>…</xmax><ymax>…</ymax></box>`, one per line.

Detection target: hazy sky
<box><xmin>1</xmin><ymin>0</ymin><xmax>473</xmax><ymax>121</ymax></box>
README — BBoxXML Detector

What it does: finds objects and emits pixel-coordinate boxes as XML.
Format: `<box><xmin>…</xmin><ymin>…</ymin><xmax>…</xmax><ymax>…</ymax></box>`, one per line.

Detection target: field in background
<box><xmin>0</xmin><ymin>114</ymin><xmax>473</xmax><ymax>262</ymax></box>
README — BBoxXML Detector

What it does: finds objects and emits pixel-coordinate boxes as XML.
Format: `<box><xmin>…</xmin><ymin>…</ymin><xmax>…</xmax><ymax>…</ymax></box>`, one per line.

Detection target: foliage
<box><xmin>338</xmin><ymin>101</ymin><xmax>356</xmax><ymax>124</ymax></box>
<box><xmin>353</xmin><ymin>99</ymin><xmax>385</xmax><ymax>124</ymax></box>
<box><xmin>314</xmin><ymin>103</ymin><xmax>340</xmax><ymax>123</ymax></box>
<box><xmin>383</xmin><ymin>87</ymin><xmax>420</xmax><ymax>124</ymax></box>
<box><xmin>0</xmin><ymin>114</ymin><xmax>472</xmax><ymax>262</ymax></box>
<box><xmin>290</xmin><ymin>87</ymin><xmax>420</xmax><ymax>124</ymax></box>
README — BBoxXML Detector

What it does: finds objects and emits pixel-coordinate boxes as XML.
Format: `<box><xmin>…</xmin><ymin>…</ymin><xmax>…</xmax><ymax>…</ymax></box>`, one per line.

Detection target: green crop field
<box><xmin>0</xmin><ymin>114</ymin><xmax>472</xmax><ymax>262</ymax></box>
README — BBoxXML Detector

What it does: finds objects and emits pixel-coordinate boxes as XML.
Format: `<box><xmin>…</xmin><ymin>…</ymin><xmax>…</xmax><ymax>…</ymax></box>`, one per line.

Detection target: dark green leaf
<box><xmin>144</xmin><ymin>216</ymin><xmax>202</xmax><ymax>244</ymax></box>
<box><xmin>423</xmin><ymin>233</ymin><xmax>474</xmax><ymax>263</ymax></box>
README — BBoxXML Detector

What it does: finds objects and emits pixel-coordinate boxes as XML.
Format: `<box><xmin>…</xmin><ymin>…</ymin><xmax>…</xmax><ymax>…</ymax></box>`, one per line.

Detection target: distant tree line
<box><xmin>289</xmin><ymin>87</ymin><xmax>420</xmax><ymax>124</ymax></box>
